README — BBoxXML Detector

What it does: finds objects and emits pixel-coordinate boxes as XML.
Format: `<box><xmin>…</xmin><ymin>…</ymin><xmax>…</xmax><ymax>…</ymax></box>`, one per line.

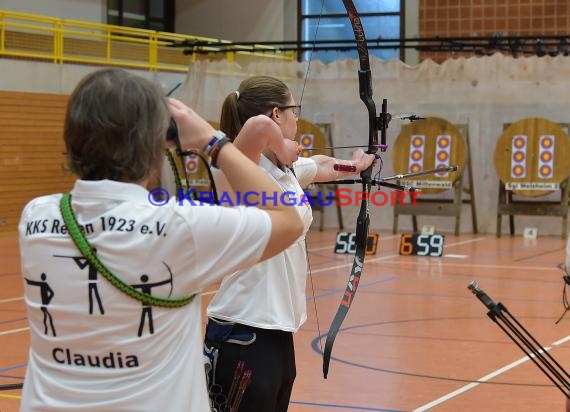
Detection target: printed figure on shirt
<box><xmin>54</xmin><ymin>249</ymin><xmax>105</xmax><ymax>315</ymax></box>
<box><xmin>130</xmin><ymin>263</ymin><xmax>174</xmax><ymax>337</ymax></box>
<box><xmin>25</xmin><ymin>273</ymin><xmax>56</xmax><ymax>336</ymax></box>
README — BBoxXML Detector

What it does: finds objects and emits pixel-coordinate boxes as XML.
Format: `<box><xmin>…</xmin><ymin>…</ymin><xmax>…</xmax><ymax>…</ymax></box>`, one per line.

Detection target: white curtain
<box><xmin>180</xmin><ymin>53</ymin><xmax>570</xmax><ymax>236</ymax></box>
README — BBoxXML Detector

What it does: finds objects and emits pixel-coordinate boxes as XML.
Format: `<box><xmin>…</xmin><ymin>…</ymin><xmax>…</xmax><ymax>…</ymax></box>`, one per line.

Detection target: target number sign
<box><xmin>399</xmin><ymin>233</ymin><xmax>445</xmax><ymax>257</ymax></box>
<box><xmin>334</xmin><ymin>232</ymin><xmax>379</xmax><ymax>255</ymax></box>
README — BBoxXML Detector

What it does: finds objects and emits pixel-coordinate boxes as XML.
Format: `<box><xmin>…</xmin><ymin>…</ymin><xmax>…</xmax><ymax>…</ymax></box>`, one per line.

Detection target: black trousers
<box><xmin>206</xmin><ymin>320</ymin><xmax>296</xmax><ymax>412</ymax></box>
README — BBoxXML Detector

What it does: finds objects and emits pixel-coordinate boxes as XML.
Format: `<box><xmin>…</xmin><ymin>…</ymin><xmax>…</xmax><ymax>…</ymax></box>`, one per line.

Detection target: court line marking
<box><xmin>0</xmin><ymin>297</ymin><xmax>23</xmax><ymax>304</ymax></box>
<box><xmin>412</xmin><ymin>335</ymin><xmax>570</xmax><ymax>411</ymax></box>
<box><xmin>553</xmin><ymin>335</ymin><xmax>570</xmax><ymax>346</ymax></box>
<box><xmin>412</xmin><ymin>356</ymin><xmax>534</xmax><ymax>411</ymax></box>
<box><xmin>0</xmin><ymin>393</ymin><xmax>21</xmax><ymax>399</ymax></box>
<box><xmin>0</xmin><ymin>327</ymin><xmax>29</xmax><ymax>336</ymax></box>
<box><xmin>444</xmin><ymin>237</ymin><xmax>489</xmax><ymax>247</ymax></box>
<box><xmin>290</xmin><ymin>399</ymin><xmax>404</xmax><ymax>411</ymax></box>
<box><xmin>380</xmin><ymin>259</ymin><xmax>561</xmax><ymax>272</ymax></box>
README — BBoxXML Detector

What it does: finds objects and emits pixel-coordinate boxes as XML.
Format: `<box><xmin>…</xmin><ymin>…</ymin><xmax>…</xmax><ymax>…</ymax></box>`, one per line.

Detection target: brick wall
<box><xmin>419</xmin><ymin>0</ymin><xmax>570</xmax><ymax>62</ymax></box>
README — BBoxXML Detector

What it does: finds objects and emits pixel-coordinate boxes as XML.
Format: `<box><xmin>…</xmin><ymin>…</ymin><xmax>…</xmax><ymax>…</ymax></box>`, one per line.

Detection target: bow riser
<box><xmin>358</xmin><ymin>70</ymin><xmax>379</xmax><ymax>157</ymax></box>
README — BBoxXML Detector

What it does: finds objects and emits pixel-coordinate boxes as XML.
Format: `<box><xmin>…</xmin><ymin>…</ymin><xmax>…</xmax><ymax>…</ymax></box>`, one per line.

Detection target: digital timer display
<box><xmin>334</xmin><ymin>232</ymin><xmax>379</xmax><ymax>255</ymax></box>
<box><xmin>399</xmin><ymin>233</ymin><xmax>445</xmax><ymax>257</ymax></box>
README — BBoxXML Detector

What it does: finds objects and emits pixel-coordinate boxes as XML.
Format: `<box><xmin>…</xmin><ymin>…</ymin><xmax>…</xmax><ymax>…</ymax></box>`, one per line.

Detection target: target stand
<box><xmin>296</xmin><ymin>119</ymin><xmax>344</xmax><ymax>231</ymax></box>
<box><xmin>392</xmin><ymin>117</ymin><xmax>477</xmax><ymax>236</ymax></box>
<box><xmin>495</xmin><ymin>118</ymin><xmax>570</xmax><ymax>239</ymax></box>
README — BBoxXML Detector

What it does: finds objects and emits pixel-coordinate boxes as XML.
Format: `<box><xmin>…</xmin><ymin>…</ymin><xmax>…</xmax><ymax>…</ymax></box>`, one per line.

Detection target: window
<box><xmin>299</xmin><ymin>0</ymin><xmax>403</xmax><ymax>63</ymax></box>
<box><xmin>107</xmin><ymin>0</ymin><xmax>174</xmax><ymax>32</ymax></box>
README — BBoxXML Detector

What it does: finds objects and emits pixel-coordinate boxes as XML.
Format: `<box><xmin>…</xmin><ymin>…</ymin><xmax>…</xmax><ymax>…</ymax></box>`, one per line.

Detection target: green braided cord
<box><xmin>165</xmin><ymin>149</ymin><xmax>185</xmax><ymax>197</ymax></box>
<box><xmin>60</xmin><ymin>193</ymin><xmax>196</xmax><ymax>308</ymax></box>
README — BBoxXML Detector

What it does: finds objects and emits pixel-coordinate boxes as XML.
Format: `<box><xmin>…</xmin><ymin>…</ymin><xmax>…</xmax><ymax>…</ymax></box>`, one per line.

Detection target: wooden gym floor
<box><xmin>1</xmin><ymin>229</ymin><xmax>569</xmax><ymax>411</ymax></box>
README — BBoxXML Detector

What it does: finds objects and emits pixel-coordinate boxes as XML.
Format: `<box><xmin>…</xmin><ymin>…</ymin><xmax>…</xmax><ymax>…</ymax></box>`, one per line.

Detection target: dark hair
<box><xmin>220</xmin><ymin>76</ymin><xmax>291</xmax><ymax>141</ymax></box>
<box><xmin>64</xmin><ymin>68</ymin><xmax>169</xmax><ymax>182</ymax></box>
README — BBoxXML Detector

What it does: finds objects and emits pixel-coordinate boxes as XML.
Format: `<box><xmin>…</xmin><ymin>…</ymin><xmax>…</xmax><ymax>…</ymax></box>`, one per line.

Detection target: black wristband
<box><xmin>210</xmin><ymin>137</ymin><xmax>231</xmax><ymax>168</ymax></box>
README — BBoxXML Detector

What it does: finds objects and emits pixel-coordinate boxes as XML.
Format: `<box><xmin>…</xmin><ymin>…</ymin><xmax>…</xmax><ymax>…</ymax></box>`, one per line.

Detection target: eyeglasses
<box><xmin>277</xmin><ymin>105</ymin><xmax>301</xmax><ymax>118</ymax></box>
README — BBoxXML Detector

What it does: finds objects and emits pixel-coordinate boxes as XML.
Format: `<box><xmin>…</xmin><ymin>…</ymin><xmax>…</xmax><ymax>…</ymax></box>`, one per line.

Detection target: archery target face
<box><xmin>185</xmin><ymin>155</ymin><xmax>199</xmax><ymax>174</ymax></box>
<box><xmin>300</xmin><ymin>133</ymin><xmax>314</xmax><ymax>158</ymax></box>
<box><xmin>392</xmin><ymin>117</ymin><xmax>467</xmax><ymax>195</ymax></box>
<box><xmin>510</xmin><ymin>135</ymin><xmax>527</xmax><ymax>178</ymax></box>
<box><xmin>408</xmin><ymin>135</ymin><xmax>425</xmax><ymax>173</ymax></box>
<box><xmin>538</xmin><ymin>135</ymin><xmax>555</xmax><ymax>179</ymax></box>
<box><xmin>435</xmin><ymin>135</ymin><xmax>451</xmax><ymax>177</ymax></box>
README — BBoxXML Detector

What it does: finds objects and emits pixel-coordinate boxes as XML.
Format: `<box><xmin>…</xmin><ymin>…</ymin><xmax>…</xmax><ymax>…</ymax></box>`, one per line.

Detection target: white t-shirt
<box><xmin>18</xmin><ymin>179</ymin><xmax>271</xmax><ymax>412</ymax></box>
<box><xmin>207</xmin><ymin>156</ymin><xmax>317</xmax><ymax>332</ymax></box>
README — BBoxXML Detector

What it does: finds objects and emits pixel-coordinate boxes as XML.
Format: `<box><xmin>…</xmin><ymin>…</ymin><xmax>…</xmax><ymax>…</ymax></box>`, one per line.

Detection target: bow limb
<box><xmin>322</xmin><ymin>0</ymin><xmax>382</xmax><ymax>379</ymax></box>
<box><xmin>163</xmin><ymin>261</ymin><xmax>174</xmax><ymax>298</ymax></box>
